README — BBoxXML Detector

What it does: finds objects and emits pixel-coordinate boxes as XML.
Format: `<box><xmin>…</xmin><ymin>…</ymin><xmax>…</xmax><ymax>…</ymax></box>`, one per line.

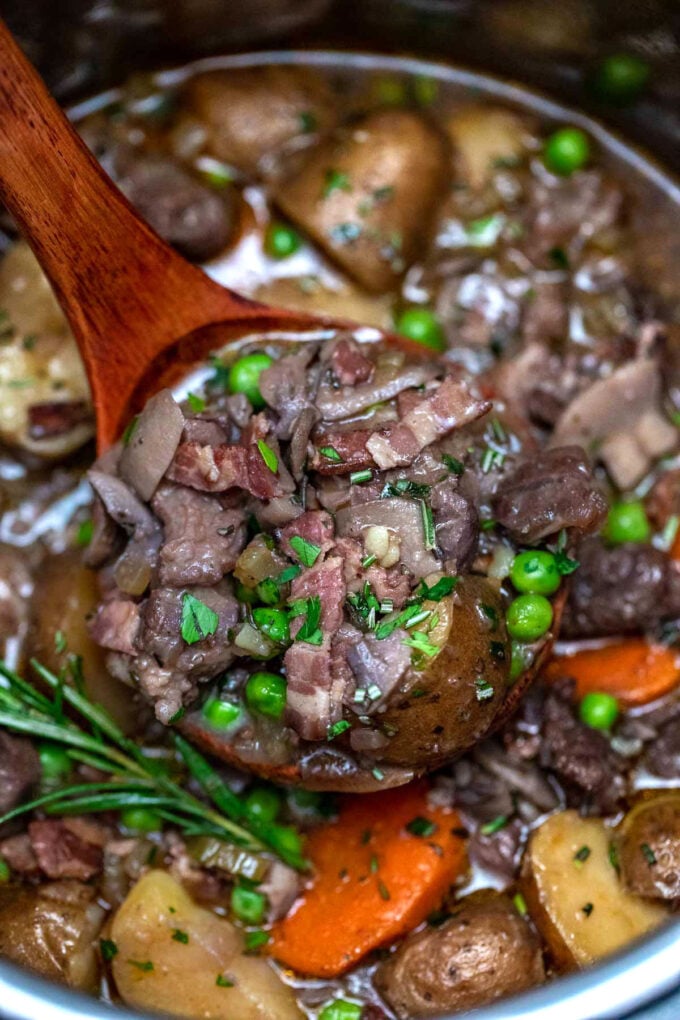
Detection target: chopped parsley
<box><xmin>187</xmin><ymin>392</ymin><xmax>206</xmax><ymax>413</ymax></box>
<box><xmin>402</xmin><ymin>631</ymin><xmax>439</xmax><ymax>660</ymax></box>
<box><xmin>323</xmin><ymin>168</ymin><xmax>352</xmax><ymax>198</ymax></box>
<box><xmin>100</xmin><ymin>939</ymin><xmax>118</xmax><ymax>962</ymax></box>
<box><xmin>327</xmin><ymin>719</ymin><xmax>350</xmax><ymax>740</ymax></box>
<box><xmin>415</xmin><ymin>576</ymin><xmax>457</xmax><ymax>602</ymax></box>
<box><xmin>244</xmin><ymin>930</ymin><xmax>270</xmax><ymax>953</ymax></box>
<box><xmin>292</xmin><ymin>595</ymin><xmax>323</xmax><ymax>646</ymax></box>
<box><xmin>374</xmin><ymin>603</ymin><xmax>423</xmax><ymax>639</ymax></box>
<box><xmin>75</xmin><ymin>518</ymin><xmax>93</xmax><ymax>547</ymax></box>
<box><xmin>582</xmin><ymin>903</ymin><xmax>594</xmax><ymax>917</ymax></box>
<box><xmin>480</xmin><ymin>815</ymin><xmax>508</xmax><ymax>836</ymax></box>
<box><xmin>381</xmin><ymin>478</ymin><xmax>431</xmax><ymax>499</ymax></box>
<box><xmin>548</xmin><ymin>246</ymin><xmax>570</xmax><ymax>269</ymax></box>
<box><xmin>442</xmin><ymin>454</ymin><xmax>464</xmax><ymax>475</ymax></box>
<box><xmin>216</xmin><ymin>973</ymin><xmax>235</xmax><ymax>988</ymax></box>
<box><xmin>180</xmin><ymin>593</ymin><xmax>219</xmax><ymax>645</ymax></box>
<box><xmin>289</xmin><ymin>534</ymin><xmax>322</xmax><ymax>567</ymax></box>
<box><xmin>256</xmin><ymin>438</ymin><xmax>278</xmax><ymax>474</ymax></box>
<box><xmin>465</xmin><ymin>213</ymin><xmax>505</xmax><ymax>248</ymax></box>
<box><xmin>475</xmin><ymin>677</ymin><xmax>494</xmax><ymax>702</ymax></box>
<box><xmin>377</xmin><ymin>879</ymin><xmax>391</xmax><ymax>901</ymax></box>
<box><xmin>319</xmin><ymin>445</ymin><xmax>343</xmax><ymax>462</ymax></box>
<box><xmin>641</xmin><ymin>843</ymin><xmax>657</xmax><ymax>865</ymax></box>
<box><xmin>609</xmin><ymin>843</ymin><xmax>620</xmax><ymax>871</ymax></box>
<box><xmin>128</xmin><ymin>959</ymin><xmax>154</xmax><ymax>972</ymax></box>
<box><xmin>277</xmin><ymin>565</ymin><xmax>302</xmax><ymax>585</ymax></box>
<box><xmin>171</xmin><ymin>928</ymin><xmax>189</xmax><ymax>944</ymax></box>
<box><xmin>574</xmin><ymin>845</ymin><xmax>591</xmax><ymax>866</ymax></box>
<box><xmin>299</xmin><ymin>110</ymin><xmax>317</xmax><ymax>133</ymax></box>
<box><xmin>406</xmin><ymin>816</ymin><xmax>437</xmax><ymax>838</ymax></box>
<box><xmin>513</xmin><ymin>892</ymin><xmax>528</xmax><ymax>917</ymax></box>
<box><xmin>555</xmin><ymin>549</ymin><xmax>580</xmax><ymax>575</ymax></box>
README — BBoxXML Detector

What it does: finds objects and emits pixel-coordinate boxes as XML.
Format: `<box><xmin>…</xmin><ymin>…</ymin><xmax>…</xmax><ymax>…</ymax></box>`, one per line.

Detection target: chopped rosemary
<box><xmin>480</xmin><ymin>815</ymin><xmax>508</xmax><ymax>836</ymax></box>
<box><xmin>475</xmin><ymin>677</ymin><xmax>494</xmax><ymax>702</ymax></box>
<box><xmin>442</xmin><ymin>454</ymin><xmax>464</xmax><ymax>475</ymax></box>
<box><xmin>402</xmin><ymin>632</ymin><xmax>439</xmax><ymax>658</ymax></box>
<box><xmin>420</xmin><ymin>500</ymin><xmax>436</xmax><ymax>550</ymax></box>
<box><xmin>327</xmin><ymin>719</ymin><xmax>350</xmax><ymax>740</ymax></box>
<box><xmin>350</xmin><ymin>469</ymin><xmax>373</xmax><ymax>485</ymax></box>
<box><xmin>406</xmin><ymin>816</ymin><xmax>437</xmax><ymax>838</ymax></box>
<box><xmin>513</xmin><ymin>892</ymin><xmax>528</xmax><ymax>916</ymax></box>
<box><xmin>0</xmin><ymin>660</ymin><xmax>306</xmax><ymax>869</ymax></box>
<box><xmin>574</xmin><ymin>845</ymin><xmax>591</xmax><ymax>866</ymax></box>
<box><xmin>361</xmin><ymin>553</ymin><xmax>377</xmax><ymax>569</ymax></box>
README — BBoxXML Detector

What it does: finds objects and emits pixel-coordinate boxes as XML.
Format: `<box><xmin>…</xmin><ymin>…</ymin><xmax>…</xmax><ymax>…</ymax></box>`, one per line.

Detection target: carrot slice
<box><xmin>546</xmin><ymin>639</ymin><xmax>680</xmax><ymax>707</ymax></box>
<box><xmin>270</xmin><ymin>782</ymin><xmax>465</xmax><ymax>977</ymax></box>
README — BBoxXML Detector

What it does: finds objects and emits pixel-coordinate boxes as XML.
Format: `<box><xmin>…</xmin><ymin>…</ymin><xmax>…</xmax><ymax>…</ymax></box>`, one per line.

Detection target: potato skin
<box><xmin>275</xmin><ymin>110</ymin><xmax>449</xmax><ymax>292</ymax></box>
<box><xmin>617</xmin><ymin>793</ymin><xmax>680</xmax><ymax>899</ymax></box>
<box><xmin>374</xmin><ymin>892</ymin><xmax>545</xmax><ymax>1018</ymax></box>
<box><xmin>377</xmin><ymin>576</ymin><xmax>510</xmax><ymax>769</ymax></box>
<box><xmin>0</xmin><ymin>881</ymin><xmax>104</xmax><ymax>991</ymax></box>
<box><xmin>185</xmin><ymin>67</ymin><xmax>336</xmax><ymax>177</ymax></box>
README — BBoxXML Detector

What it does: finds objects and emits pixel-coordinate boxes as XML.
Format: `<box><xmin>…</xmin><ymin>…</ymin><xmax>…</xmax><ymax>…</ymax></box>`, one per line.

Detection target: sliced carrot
<box><xmin>546</xmin><ymin>639</ymin><xmax>680</xmax><ymax>707</ymax></box>
<box><xmin>270</xmin><ymin>782</ymin><xmax>465</xmax><ymax>977</ymax></box>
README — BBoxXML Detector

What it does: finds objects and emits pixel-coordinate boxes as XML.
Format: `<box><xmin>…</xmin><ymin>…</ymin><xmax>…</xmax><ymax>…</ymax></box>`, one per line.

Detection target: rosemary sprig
<box><xmin>0</xmin><ymin>660</ymin><xmax>306</xmax><ymax>870</ymax></box>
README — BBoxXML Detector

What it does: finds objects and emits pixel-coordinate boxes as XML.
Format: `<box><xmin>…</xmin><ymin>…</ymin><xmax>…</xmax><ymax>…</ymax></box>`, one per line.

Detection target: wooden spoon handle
<box><xmin>0</xmin><ymin>19</ymin><xmax>242</xmax><ymax>344</ymax></box>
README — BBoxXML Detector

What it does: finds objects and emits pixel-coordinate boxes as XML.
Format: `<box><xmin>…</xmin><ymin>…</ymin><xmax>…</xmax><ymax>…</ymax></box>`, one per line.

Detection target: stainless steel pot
<box><xmin>0</xmin><ymin>13</ymin><xmax>679</xmax><ymax>1020</ymax></box>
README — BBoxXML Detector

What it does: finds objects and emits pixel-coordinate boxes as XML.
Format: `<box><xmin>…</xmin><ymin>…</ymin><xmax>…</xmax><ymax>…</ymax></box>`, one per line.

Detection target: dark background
<box><xmin>0</xmin><ymin>0</ymin><xmax>678</xmax><ymax>167</ymax></box>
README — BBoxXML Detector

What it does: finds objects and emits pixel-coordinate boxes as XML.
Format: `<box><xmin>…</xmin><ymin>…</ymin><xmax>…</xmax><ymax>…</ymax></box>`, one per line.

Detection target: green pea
<box><xmin>120</xmin><ymin>807</ymin><xmax>162</xmax><ymax>834</ymax></box>
<box><xmin>579</xmin><ymin>691</ymin><xmax>619</xmax><ymax>731</ymax></box>
<box><xmin>506</xmin><ymin>594</ymin><xmax>553</xmax><ymax>642</ymax></box>
<box><xmin>264</xmin><ymin>222</ymin><xmax>302</xmax><ymax>260</ymax></box>
<box><xmin>543</xmin><ymin>127</ymin><xmax>591</xmax><ymax>176</ymax></box>
<box><xmin>230</xmin><ymin>886</ymin><xmax>266</xmax><ymax>925</ymax></box>
<box><xmin>245</xmin><ymin>671</ymin><xmax>287</xmax><ymax>719</ymax></box>
<box><xmin>319</xmin><ymin>1000</ymin><xmax>363</xmax><ymax>1020</ymax></box>
<box><xmin>252</xmin><ymin>607</ymin><xmax>290</xmax><ymax>646</ymax></box>
<box><xmin>603</xmin><ymin>500</ymin><xmax>650</xmax><ymax>545</ymax></box>
<box><xmin>0</xmin><ymin>857</ymin><xmax>10</xmax><ymax>883</ymax></box>
<box><xmin>38</xmin><ymin>742</ymin><xmax>72</xmax><ymax>780</ymax></box>
<box><xmin>203</xmin><ymin>697</ymin><xmax>241</xmax><ymax>729</ymax></box>
<box><xmin>269</xmin><ymin>824</ymin><xmax>304</xmax><ymax>861</ymax></box>
<box><xmin>591</xmin><ymin>54</ymin><xmax>650</xmax><ymax>105</ymax></box>
<box><xmin>510</xmin><ymin>551</ymin><xmax>561</xmax><ymax>596</ymax></box>
<box><xmin>244</xmin><ymin>786</ymin><xmax>282</xmax><ymax>823</ymax></box>
<box><xmin>228</xmin><ymin>352</ymin><xmax>273</xmax><ymax>410</ymax></box>
<box><xmin>395</xmin><ymin>307</ymin><xmax>446</xmax><ymax>352</ymax></box>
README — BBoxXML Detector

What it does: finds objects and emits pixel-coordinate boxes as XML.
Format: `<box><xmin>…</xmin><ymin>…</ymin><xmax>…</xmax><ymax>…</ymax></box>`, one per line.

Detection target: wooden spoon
<box><xmin>0</xmin><ymin>18</ymin><xmax>367</xmax><ymax>452</ymax></box>
<box><xmin>0</xmin><ymin>20</ymin><xmax>550</xmax><ymax>791</ymax></box>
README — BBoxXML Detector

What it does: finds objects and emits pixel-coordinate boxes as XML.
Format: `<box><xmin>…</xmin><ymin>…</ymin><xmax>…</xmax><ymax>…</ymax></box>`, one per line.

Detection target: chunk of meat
<box><xmin>366</xmin><ymin>376</ymin><xmax>491</xmax><ymax>469</ymax></box>
<box><xmin>541</xmin><ymin>681</ymin><xmax>626</xmax><ymax>814</ymax></box>
<box><xmin>551</xmin><ymin>358</ymin><xmax>677</xmax><ymax>490</ymax></box>
<box><xmin>152</xmin><ymin>483</ymin><xmax>246</xmax><ymax>586</ymax></box>
<box><xmin>562</xmin><ymin>538</ymin><xmax>680</xmax><ymax>638</ymax></box>
<box><xmin>275</xmin><ymin>110</ymin><xmax>449</xmax><ymax>292</ymax></box>
<box><xmin>284</xmin><ymin>638</ymin><xmax>341</xmax><ymax>741</ymax></box>
<box><xmin>374</xmin><ymin>893</ymin><xmax>545</xmax><ymax>1018</ymax></box>
<box><xmin>310</xmin><ymin>426</ymin><xmax>378</xmax><ymax>475</ymax></box>
<box><xmin>259</xmin><ymin>345</ymin><xmax>320</xmax><ymax>440</ymax></box>
<box><xmin>119</xmin><ymin>390</ymin><xmax>185</xmax><ymax>501</ymax></box>
<box><xmin>0</xmin><ymin>732</ymin><xmax>40</xmax><ymax>815</ymax></box>
<box><xmin>430</xmin><ymin>479</ymin><xmax>479</xmax><ymax>572</ymax></box>
<box><xmin>289</xmin><ymin>556</ymin><xmax>346</xmax><ymax>634</ymax></box>
<box><xmin>279</xmin><ymin>510</ymin><xmax>335</xmax><ymax>562</ymax></box>
<box><xmin>329</xmin><ymin>337</ymin><xmax>375</xmax><ymax>386</ymax></box>
<box><xmin>28</xmin><ymin>820</ymin><xmax>103</xmax><ymax>881</ymax></box>
<box><xmin>493</xmin><ymin>445</ymin><xmax>607</xmax><ymax>544</ymax></box>
<box><xmin>185</xmin><ymin>66</ymin><xmax>336</xmax><ymax>177</ymax></box>
<box><xmin>88</xmin><ymin>597</ymin><xmax>141</xmax><ymax>655</ymax></box>
<box><xmin>114</xmin><ymin>148</ymin><xmax>233</xmax><ymax>261</ymax></box>
<box><xmin>167</xmin><ymin>434</ymin><xmax>295</xmax><ymax>499</ymax></box>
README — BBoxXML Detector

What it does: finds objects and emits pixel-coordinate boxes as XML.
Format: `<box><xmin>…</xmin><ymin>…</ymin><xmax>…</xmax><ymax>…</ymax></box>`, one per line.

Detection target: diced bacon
<box><xmin>284</xmin><ymin>638</ymin><xmax>341</xmax><ymax>741</ymax></box>
<box><xmin>279</xmin><ymin>510</ymin><xmax>335</xmax><ymax>561</ymax></box>
<box><xmin>290</xmin><ymin>555</ymin><xmax>346</xmax><ymax>634</ymax></box>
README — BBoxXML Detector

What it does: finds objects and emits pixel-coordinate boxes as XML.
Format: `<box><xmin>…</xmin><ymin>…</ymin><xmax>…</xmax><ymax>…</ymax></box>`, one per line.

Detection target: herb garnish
<box><xmin>171</xmin><ymin>929</ymin><xmax>189</xmax><ymax>944</ymax></box>
<box><xmin>406</xmin><ymin>816</ymin><xmax>437</xmax><ymax>838</ymax></box>
<box><xmin>181</xmin><ymin>593</ymin><xmax>219</xmax><ymax>645</ymax></box>
<box><xmin>381</xmin><ymin>478</ymin><xmax>431</xmax><ymax>499</ymax></box>
<box><xmin>442</xmin><ymin>454</ymin><xmax>464</xmax><ymax>475</ymax></box>
<box><xmin>129</xmin><ymin>960</ymin><xmax>154</xmax><ymax>972</ymax></box>
<box><xmin>513</xmin><ymin>893</ymin><xmax>528</xmax><ymax>916</ymax></box>
<box><xmin>582</xmin><ymin>903</ymin><xmax>594</xmax><ymax>917</ymax></box>
<box><xmin>216</xmin><ymin>973</ymin><xmax>235</xmax><ymax>988</ymax></box>
<box><xmin>480</xmin><ymin>815</ymin><xmax>508</xmax><ymax>836</ymax></box>
<box><xmin>377</xmin><ymin>880</ymin><xmax>391</xmax><ymax>901</ymax></box>
<box><xmin>291</xmin><ymin>595</ymin><xmax>323</xmax><ymax>645</ymax></box>
<box><xmin>256</xmin><ymin>439</ymin><xmax>278</xmax><ymax>474</ymax></box>
<box><xmin>187</xmin><ymin>393</ymin><xmax>206</xmax><ymax>413</ymax></box>
<box><xmin>574</xmin><ymin>845</ymin><xmax>591</xmax><ymax>866</ymax></box>
<box><xmin>319</xmin><ymin>446</ymin><xmax>343</xmax><ymax>463</ymax></box>
<box><xmin>641</xmin><ymin>843</ymin><xmax>657</xmax><ymax>865</ymax></box>
<box><xmin>420</xmin><ymin>500</ymin><xmax>436</xmax><ymax>550</ymax></box>
<box><xmin>244</xmin><ymin>930</ymin><xmax>270</xmax><ymax>953</ymax></box>
<box><xmin>323</xmin><ymin>168</ymin><xmax>352</xmax><ymax>198</ymax></box>
<box><xmin>402</xmin><ymin>632</ymin><xmax>439</xmax><ymax>659</ymax></box>
<box><xmin>327</xmin><ymin>719</ymin><xmax>350</xmax><ymax>740</ymax></box>
<box><xmin>475</xmin><ymin>677</ymin><xmax>494</xmax><ymax>702</ymax></box>
<box><xmin>350</xmin><ymin>469</ymin><xmax>373</xmax><ymax>485</ymax></box>
<box><xmin>0</xmin><ymin>659</ymin><xmax>306</xmax><ymax>868</ymax></box>
<box><xmin>100</xmin><ymin>939</ymin><xmax>118</xmax><ymax>962</ymax></box>
<box><xmin>415</xmin><ymin>576</ymin><xmax>457</xmax><ymax>602</ymax></box>
<box><xmin>75</xmin><ymin>519</ymin><xmax>93</xmax><ymax>547</ymax></box>
<box><xmin>122</xmin><ymin>415</ymin><xmax>139</xmax><ymax>446</ymax></box>
<box><xmin>289</xmin><ymin>535</ymin><xmax>322</xmax><ymax>567</ymax></box>
<box><xmin>299</xmin><ymin>110</ymin><xmax>317</xmax><ymax>133</ymax></box>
